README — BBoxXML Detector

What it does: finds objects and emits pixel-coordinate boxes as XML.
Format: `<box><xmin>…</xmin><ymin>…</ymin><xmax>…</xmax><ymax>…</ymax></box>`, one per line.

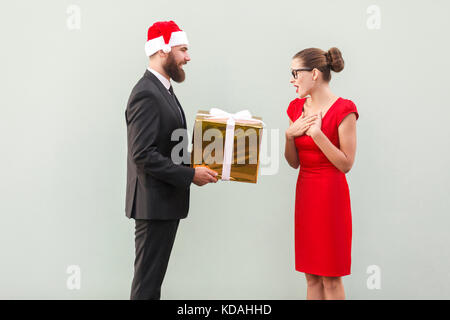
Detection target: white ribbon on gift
<box><xmin>197</xmin><ymin>108</ymin><xmax>265</xmax><ymax>181</ymax></box>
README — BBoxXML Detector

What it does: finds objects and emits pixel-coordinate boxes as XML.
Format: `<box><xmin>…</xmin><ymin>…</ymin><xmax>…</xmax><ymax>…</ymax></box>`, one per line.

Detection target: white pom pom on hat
<box><xmin>145</xmin><ymin>20</ymin><xmax>189</xmax><ymax>56</ymax></box>
<box><xmin>162</xmin><ymin>44</ymin><xmax>171</xmax><ymax>53</ymax></box>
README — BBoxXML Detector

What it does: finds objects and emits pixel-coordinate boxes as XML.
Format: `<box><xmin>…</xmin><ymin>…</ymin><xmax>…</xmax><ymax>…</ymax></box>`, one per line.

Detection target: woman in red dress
<box><xmin>284</xmin><ymin>47</ymin><xmax>359</xmax><ymax>300</ymax></box>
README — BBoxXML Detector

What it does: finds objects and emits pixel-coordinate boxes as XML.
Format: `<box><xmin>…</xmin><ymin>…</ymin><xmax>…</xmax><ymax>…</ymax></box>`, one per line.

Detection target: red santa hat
<box><xmin>145</xmin><ymin>20</ymin><xmax>189</xmax><ymax>56</ymax></box>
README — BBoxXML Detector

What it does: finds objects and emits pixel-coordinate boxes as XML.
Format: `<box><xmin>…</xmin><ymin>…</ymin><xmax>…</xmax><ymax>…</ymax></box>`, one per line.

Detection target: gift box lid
<box><xmin>195</xmin><ymin>109</ymin><xmax>264</xmax><ymax>129</ymax></box>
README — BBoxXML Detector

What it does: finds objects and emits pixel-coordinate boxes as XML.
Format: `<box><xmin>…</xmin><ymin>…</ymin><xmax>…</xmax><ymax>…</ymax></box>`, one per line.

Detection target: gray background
<box><xmin>1</xmin><ymin>0</ymin><xmax>449</xmax><ymax>299</ymax></box>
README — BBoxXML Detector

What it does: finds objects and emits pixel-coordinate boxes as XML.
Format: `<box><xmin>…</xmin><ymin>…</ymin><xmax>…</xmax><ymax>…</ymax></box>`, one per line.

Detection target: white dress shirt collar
<box><xmin>147</xmin><ymin>67</ymin><xmax>171</xmax><ymax>90</ymax></box>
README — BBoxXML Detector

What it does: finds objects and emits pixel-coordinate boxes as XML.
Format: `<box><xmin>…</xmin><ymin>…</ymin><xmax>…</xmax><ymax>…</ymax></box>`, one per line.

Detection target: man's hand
<box><xmin>193</xmin><ymin>166</ymin><xmax>218</xmax><ymax>186</ymax></box>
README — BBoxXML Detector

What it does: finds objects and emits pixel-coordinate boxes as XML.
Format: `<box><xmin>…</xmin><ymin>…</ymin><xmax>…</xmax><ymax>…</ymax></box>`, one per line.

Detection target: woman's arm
<box><xmin>285</xmin><ymin>119</ymin><xmax>300</xmax><ymax>169</ymax></box>
<box><xmin>310</xmin><ymin>113</ymin><xmax>357</xmax><ymax>173</ymax></box>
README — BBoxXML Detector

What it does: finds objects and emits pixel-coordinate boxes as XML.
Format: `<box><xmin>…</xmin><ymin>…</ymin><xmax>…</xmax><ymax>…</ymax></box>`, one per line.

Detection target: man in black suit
<box><xmin>125</xmin><ymin>21</ymin><xmax>218</xmax><ymax>300</ymax></box>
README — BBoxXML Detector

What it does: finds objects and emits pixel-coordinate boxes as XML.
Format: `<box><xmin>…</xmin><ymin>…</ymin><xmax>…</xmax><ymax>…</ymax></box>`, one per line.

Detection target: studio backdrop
<box><xmin>1</xmin><ymin>0</ymin><xmax>449</xmax><ymax>299</ymax></box>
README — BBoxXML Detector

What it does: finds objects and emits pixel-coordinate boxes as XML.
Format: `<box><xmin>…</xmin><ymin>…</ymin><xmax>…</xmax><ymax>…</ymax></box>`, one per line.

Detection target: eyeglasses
<box><xmin>291</xmin><ymin>68</ymin><xmax>313</xmax><ymax>79</ymax></box>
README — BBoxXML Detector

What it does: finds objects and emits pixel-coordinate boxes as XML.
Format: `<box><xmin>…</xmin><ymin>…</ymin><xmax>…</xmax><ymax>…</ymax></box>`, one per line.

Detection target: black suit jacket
<box><xmin>125</xmin><ymin>70</ymin><xmax>195</xmax><ymax>220</ymax></box>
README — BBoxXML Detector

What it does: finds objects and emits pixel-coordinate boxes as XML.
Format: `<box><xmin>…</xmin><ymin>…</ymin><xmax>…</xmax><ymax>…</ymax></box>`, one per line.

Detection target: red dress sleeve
<box><xmin>337</xmin><ymin>99</ymin><xmax>359</xmax><ymax>126</ymax></box>
<box><xmin>287</xmin><ymin>99</ymin><xmax>302</xmax><ymax>122</ymax></box>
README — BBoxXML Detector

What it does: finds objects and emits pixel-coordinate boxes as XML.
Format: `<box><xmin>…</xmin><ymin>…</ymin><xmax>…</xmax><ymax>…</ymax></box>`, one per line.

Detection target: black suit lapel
<box><xmin>144</xmin><ymin>70</ymin><xmax>183</xmax><ymax>127</ymax></box>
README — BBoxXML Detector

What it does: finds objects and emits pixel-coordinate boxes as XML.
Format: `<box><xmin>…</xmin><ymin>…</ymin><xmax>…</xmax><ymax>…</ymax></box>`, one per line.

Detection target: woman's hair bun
<box><xmin>326</xmin><ymin>47</ymin><xmax>344</xmax><ymax>72</ymax></box>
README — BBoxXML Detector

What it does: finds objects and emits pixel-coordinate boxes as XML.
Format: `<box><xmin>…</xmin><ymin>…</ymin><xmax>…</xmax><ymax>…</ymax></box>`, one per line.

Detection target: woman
<box><xmin>284</xmin><ymin>47</ymin><xmax>359</xmax><ymax>300</ymax></box>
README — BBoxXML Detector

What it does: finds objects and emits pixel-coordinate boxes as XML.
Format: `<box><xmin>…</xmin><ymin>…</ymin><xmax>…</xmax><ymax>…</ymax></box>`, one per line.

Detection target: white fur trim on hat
<box><xmin>145</xmin><ymin>31</ymin><xmax>189</xmax><ymax>56</ymax></box>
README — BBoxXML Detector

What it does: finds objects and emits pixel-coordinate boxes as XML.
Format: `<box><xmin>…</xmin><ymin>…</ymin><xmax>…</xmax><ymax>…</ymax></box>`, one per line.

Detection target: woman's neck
<box><xmin>306</xmin><ymin>85</ymin><xmax>338</xmax><ymax>111</ymax></box>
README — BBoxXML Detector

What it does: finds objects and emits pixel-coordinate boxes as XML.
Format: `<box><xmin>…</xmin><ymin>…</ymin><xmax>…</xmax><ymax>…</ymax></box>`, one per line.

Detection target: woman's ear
<box><xmin>312</xmin><ymin>68</ymin><xmax>320</xmax><ymax>81</ymax></box>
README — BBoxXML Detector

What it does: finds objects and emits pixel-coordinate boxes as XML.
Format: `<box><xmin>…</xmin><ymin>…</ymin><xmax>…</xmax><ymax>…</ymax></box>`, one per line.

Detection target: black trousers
<box><xmin>130</xmin><ymin>219</ymin><xmax>180</xmax><ymax>300</ymax></box>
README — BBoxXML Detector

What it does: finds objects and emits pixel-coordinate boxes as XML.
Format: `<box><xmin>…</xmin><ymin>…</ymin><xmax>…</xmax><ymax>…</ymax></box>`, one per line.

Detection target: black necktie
<box><xmin>168</xmin><ymin>86</ymin><xmax>184</xmax><ymax>126</ymax></box>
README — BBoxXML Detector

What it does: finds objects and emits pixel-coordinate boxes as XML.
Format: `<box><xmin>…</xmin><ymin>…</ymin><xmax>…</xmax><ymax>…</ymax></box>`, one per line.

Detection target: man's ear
<box><xmin>149</xmin><ymin>50</ymin><xmax>165</xmax><ymax>60</ymax></box>
<box><xmin>157</xmin><ymin>49</ymin><xmax>168</xmax><ymax>59</ymax></box>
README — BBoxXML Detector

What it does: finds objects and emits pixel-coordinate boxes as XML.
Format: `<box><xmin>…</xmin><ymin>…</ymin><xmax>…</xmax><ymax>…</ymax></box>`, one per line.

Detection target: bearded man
<box><xmin>125</xmin><ymin>21</ymin><xmax>218</xmax><ymax>300</ymax></box>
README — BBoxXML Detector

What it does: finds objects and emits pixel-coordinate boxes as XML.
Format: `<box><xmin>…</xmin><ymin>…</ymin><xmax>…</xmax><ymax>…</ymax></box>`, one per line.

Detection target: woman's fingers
<box><xmin>297</xmin><ymin>116</ymin><xmax>316</xmax><ymax>126</ymax></box>
<box><xmin>295</xmin><ymin>114</ymin><xmax>316</xmax><ymax>123</ymax></box>
<box><xmin>301</xmin><ymin>118</ymin><xmax>317</xmax><ymax>126</ymax></box>
<box><xmin>290</xmin><ymin>115</ymin><xmax>318</xmax><ymax>137</ymax></box>
<box><xmin>301</xmin><ymin>115</ymin><xmax>318</xmax><ymax>124</ymax></box>
<box><xmin>291</xmin><ymin>122</ymin><xmax>313</xmax><ymax>137</ymax></box>
<box><xmin>301</xmin><ymin>124</ymin><xmax>311</xmax><ymax>131</ymax></box>
<box><xmin>303</xmin><ymin>121</ymin><xmax>316</xmax><ymax>130</ymax></box>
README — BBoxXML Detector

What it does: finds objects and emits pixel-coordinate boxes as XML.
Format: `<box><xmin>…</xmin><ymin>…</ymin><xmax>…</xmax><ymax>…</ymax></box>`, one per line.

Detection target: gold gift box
<box><xmin>191</xmin><ymin>110</ymin><xmax>263</xmax><ymax>183</ymax></box>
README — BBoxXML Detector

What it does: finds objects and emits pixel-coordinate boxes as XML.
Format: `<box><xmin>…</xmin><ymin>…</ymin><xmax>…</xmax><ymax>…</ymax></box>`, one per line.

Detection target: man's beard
<box><xmin>163</xmin><ymin>52</ymin><xmax>186</xmax><ymax>83</ymax></box>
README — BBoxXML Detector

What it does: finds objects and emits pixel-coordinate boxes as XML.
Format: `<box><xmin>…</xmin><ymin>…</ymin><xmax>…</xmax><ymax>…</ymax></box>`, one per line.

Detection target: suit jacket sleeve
<box><xmin>127</xmin><ymin>90</ymin><xmax>195</xmax><ymax>188</ymax></box>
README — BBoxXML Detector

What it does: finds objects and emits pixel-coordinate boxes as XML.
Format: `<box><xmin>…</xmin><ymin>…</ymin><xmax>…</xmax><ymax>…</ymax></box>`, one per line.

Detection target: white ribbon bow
<box><xmin>208</xmin><ymin>108</ymin><xmax>254</xmax><ymax>121</ymax></box>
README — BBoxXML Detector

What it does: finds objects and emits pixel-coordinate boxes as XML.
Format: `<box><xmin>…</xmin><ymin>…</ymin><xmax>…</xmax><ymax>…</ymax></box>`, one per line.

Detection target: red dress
<box><xmin>287</xmin><ymin>97</ymin><xmax>359</xmax><ymax>277</ymax></box>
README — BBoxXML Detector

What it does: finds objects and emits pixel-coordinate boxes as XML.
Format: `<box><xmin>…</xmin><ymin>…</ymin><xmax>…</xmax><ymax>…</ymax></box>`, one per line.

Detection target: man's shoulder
<box><xmin>127</xmin><ymin>72</ymin><xmax>162</xmax><ymax>106</ymax></box>
<box><xmin>131</xmin><ymin>72</ymin><xmax>159</xmax><ymax>95</ymax></box>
